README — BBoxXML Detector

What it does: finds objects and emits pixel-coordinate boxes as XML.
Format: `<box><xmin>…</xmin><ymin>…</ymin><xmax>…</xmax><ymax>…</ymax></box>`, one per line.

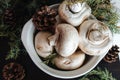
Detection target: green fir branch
<box><xmin>79</xmin><ymin>67</ymin><xmax>116</xmax><ymax>80</ymax></box>
<box><xmin>6</xmin><ymin>40</ymin><xmax>20</xmax><ymax>60</ymax></box>
<box><xmin>0</xmin><ymin>0</ymin><xmax>11</xmax><ymax>9</ymax></box>
<box><xmin>85</xmin><ymin>0</ymin><xmax>120</xmax><ymax>33</ymax></box>
<box><xmin>43</xmin><ymin>53</ymin><xmax>57</xmax><ymax>65</ymax></box>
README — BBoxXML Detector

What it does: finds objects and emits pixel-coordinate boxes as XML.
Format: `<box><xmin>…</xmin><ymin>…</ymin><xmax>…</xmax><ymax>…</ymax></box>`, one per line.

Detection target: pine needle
<box><xmin>43</xmin><ymin>53</ymin><xmax>57</xmax><ymax>65</ymax></box>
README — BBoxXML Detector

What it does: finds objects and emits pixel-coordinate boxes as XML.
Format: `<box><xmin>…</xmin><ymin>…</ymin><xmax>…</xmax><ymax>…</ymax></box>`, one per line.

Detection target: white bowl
<box><xmin>21</xmin><ymin>4</ymin><xmax>120</xmax><ymax>79</ymax></box>
<box><xmin>21</xmin><ymin>19</ymin><xmax>107</xmax><ymax>79</ymax></box>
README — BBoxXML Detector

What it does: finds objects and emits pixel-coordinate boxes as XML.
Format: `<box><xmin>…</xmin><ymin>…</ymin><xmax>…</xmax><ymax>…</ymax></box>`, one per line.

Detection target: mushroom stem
<box><xmin>48</xmin><ymin>33</ymin><xmax>58</xmax><ymax>46</ymax></box>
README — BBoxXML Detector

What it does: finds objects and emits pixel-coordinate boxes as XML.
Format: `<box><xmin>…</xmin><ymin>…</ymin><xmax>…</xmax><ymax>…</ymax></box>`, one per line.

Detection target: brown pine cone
<box><xmin>3</xmin><ymin>8</ymin><xmax>16</xmax><ymax>26</ymax></box>
<box><xmin>104</xmin><ymin>45</ymin><xmax>119</xmax><ymax>63</ymax></box>
<box><xmin>2</xmin><ymin>62</ymin><xmax>25</xmax><ymax>80</ymax></box>
<box><xmin>32</xmin><ymin>5</ymin><xmax>57</xmax><ymax>33</ymax></box>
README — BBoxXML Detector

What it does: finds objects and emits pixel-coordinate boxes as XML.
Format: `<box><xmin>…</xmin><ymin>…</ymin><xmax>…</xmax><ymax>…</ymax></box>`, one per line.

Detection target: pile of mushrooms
<box><xmin>34</xmin><ymin>0</ymin><xmax>113</xmax><ymax>70</ymax></box>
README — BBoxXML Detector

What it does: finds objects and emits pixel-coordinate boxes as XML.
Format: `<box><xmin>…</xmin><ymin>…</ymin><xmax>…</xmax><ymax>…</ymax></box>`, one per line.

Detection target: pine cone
<box><xmin>3</xmin><ymin>8</ymin><xmax>16</xmax><ymax>26</ymax></box>
<box><xmin>32</xmin><ymin>5</ymin><xmax>57</xmax><ymax>33</ymax></box>
<box><xmin>2</xmin><ymin>62</ymin><xmax>25</xmax><ymax>80</ymax></box>
<box><xmin>104</xmin><ymin>45</ymin><xmax>119</xmax><ymax>63</ymax></box>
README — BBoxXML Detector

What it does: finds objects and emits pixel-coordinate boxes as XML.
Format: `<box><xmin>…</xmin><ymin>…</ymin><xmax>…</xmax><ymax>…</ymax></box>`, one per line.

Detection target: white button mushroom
<box><xmin>35</xmin><ymin>31</ymin><xmax>53</xmax><ymax>58</ymax></box>
<box><xmin>78</xmin><ymin>20</ymin><xmax>113</xmax><ymax>55</ymax></box>
<box><xmin>53</xmin><ymin>51</ymin><xmax>85</xmax><ymax>70</ymax></box>
<box><xmin>58</xmin><ymin>1</ymin><xmax>91</xmax><ymax>26</ymax></box>
<box><xmin>48</xmin><ymin>23</ymin><xmax>80</xmax><ymax>57</ymax></box>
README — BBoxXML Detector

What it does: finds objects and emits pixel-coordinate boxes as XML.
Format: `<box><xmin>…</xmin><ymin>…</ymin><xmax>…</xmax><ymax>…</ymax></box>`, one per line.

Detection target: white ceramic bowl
<box><xmin>21</xmin><ymin>3</ymin><xmax>120</xmax><ymax>79</ymax></box>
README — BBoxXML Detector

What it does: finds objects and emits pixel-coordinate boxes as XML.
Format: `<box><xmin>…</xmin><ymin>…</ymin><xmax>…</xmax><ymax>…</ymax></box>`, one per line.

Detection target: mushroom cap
<box><xmin>35</xmin><ymin>31</ymin><xmax>53</xmax><ymax>58</ymax></box>
<box><xmin>53</xmin><ymin>51</ymin><xmax>85</xmax><ymax>70</ymax></box>
<box><xmin>58</xmin><ymin>1</ymin><xmax>91</xmax><ymax>26</ymax></box>
<box><xmin>48</xmin><ymin>23</ymin><xmax>80</xmax><ymax>57</ymax></box>
<box><xmin>78</xmin><ymin>20</ymin><xmax>113</xmax><ymax>55</ymax></box>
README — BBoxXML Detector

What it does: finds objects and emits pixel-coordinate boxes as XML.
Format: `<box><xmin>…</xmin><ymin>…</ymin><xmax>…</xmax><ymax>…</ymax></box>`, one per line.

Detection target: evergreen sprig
<box><xmin>79</xmin><ymin>67</ymin><xmax>116</xmax><ymax>80</ymax></box>
<box><xmin>6</xmin><ymin>40</ymin><xmax>21</xmax><ymax>59</ymax></box>
<box><xmin>0</xmin><ymin>23</ymin><xmax>23</xmax><ymax>60</ymax></box>
<box><xmin>85</xmin><ymin>0</ymin><xmax>120</xmax><ymax>33</ymax></box>
<box><xmin>0</xmin><ymin>0</ymin><xmax>11</xmax><ymax>9</ymax></box>
<box><xmin>43</xmin><ymin>53</ymin><xmax>57</xmax><ymax>65</ymax></box>
<box><xmin>0</xmin><ymin>0</ymin><xmax>33</xmax><ymax>59</ymax></box>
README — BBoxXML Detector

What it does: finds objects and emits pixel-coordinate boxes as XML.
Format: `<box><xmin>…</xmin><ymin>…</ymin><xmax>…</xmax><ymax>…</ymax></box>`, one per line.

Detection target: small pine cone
<box><xmin>104</xmin><ymin>45</ymin><xmax>119</xmax><ymax>63</ymax></box>
<box><xmin>3</xmin><ymin>8</ymin><xmax>16</xmax><ymax>26</ymax></box>
<box><xmin>2</xmin><ymin>62</ymin><xmax>25</xmax><ymax>80</ymax></box>
<box><xmin>32</xmin><ymin>5</ymin><xmax>57</xmax><ymax>33</ymax></box>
